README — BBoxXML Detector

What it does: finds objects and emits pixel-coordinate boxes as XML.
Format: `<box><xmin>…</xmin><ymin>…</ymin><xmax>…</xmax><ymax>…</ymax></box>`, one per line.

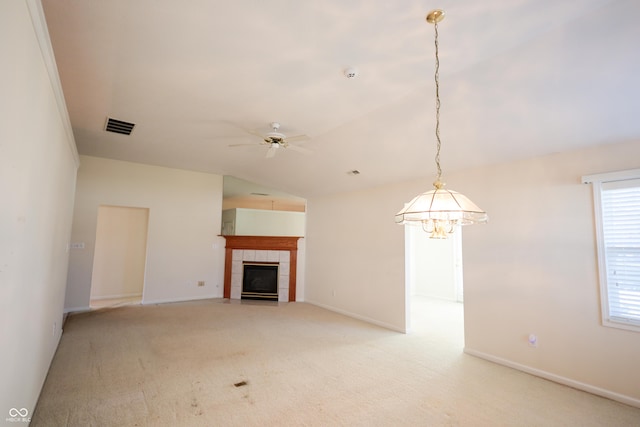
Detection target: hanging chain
<box><xmin>433</xmin><ymin>19</ymin><xmax>443</xmax><ymax>187</ymax></box>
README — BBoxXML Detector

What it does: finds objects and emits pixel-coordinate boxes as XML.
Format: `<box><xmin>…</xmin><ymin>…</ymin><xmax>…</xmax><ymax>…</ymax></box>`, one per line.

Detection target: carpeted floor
<box><xmin>32</xmin><ymin>298</ymin><xmax>640</xmax><ymax>426</ymax></box>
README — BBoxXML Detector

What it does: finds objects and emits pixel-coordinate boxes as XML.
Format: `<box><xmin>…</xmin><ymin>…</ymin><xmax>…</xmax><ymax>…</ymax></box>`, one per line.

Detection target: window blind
<box><xmin>601</xmin><ymin>178</ymin><xmax>640</xmax><ymax>326</ymax></box>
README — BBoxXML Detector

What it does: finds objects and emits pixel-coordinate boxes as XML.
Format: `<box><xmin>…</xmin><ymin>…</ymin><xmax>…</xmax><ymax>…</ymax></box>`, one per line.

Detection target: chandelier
<box><xmin>395</xmin><ymin>10</ymin><xmax>487</xmax><ymax>239</ymax></box>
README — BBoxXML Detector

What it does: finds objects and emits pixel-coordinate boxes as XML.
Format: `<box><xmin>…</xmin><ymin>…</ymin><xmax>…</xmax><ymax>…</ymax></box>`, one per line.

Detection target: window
<box><xmin>583</xmin><ymin>169</ymin><xmax>640</xmax><ymax>332</ymax></box>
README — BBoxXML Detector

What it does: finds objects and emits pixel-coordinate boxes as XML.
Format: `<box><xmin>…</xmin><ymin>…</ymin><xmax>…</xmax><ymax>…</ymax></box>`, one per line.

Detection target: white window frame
<box><xmin>583</xmin><ymin>168</ymin><xmax>640</xmax><ymax>332</ymax></box>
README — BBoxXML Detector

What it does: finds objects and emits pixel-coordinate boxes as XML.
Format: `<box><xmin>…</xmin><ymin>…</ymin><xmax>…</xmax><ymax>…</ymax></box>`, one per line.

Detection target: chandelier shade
<box><xmin>395</xmin><ymin>187</ymin><xmax>488</xmax><ymax>225</ymax></box>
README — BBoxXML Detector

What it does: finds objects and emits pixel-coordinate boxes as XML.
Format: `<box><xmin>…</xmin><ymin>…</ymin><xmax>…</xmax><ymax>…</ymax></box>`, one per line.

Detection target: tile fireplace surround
<box><xmin>222</xmin><ymin>236</ymin><xmax>301</xmax><ymax>302</ymax></box>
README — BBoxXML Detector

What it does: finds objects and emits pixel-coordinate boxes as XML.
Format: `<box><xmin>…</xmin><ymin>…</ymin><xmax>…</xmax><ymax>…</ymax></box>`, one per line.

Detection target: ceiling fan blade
<box><xmin>285</xmin><ymin>134</ymin><xmax>310</xmax><ymax>143</ymax></box>
<box><xmin>228</xmin><ymin>143</ymin><xmax>258</xmax><ymax>147</ymax></box>
<box><xmin>207</xmin><ymin>120</ymin><xmax>270</xmax><ymax>141</ymax></box>
<box><xmin>247</xmin><ymin>129</ymin><xmax>266</xmax><ymax>138</ymax></box>
<box><xmin>286</xmin><ymin>144</ymin><xmax>312</xmax><ymax>154</ymax></box>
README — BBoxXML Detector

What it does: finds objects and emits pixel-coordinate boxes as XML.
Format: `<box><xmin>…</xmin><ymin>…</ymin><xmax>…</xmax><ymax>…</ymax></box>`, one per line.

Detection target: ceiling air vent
<box><xmin>105</xmin><ymin>117</ymin><xmax>135</xmax><ymax>135</ymax></box>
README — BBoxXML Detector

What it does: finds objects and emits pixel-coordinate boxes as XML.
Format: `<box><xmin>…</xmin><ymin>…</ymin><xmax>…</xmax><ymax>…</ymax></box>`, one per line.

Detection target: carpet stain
<box><xmin>191</xmin><ymin>398</ymin><xmax>203</xmax><ymax>416</ymax></box>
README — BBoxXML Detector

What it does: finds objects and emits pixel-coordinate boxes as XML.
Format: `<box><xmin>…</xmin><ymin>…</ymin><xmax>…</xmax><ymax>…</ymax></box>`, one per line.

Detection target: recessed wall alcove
<box><xmin>222</xmin><ymin>236</ymin><xmax>301</xmax><ymax>302</ymax></box>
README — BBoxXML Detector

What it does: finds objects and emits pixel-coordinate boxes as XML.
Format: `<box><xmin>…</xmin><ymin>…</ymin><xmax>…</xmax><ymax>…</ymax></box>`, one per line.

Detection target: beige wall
<box><xmin>305</xmin><ymin>139</ymin><xmax>640</xmax><ymax>404</ymax></box>
<box><xmin>222</xmin><ymin>208</ymin><xmax>306</xmax><ymax>236</ymax></box>
<box><xmin>305</xmin><ymin>185</ymin><xmax>409</xmax><ymax>331</ymax></box>
<box><xmin>223</xmin><ymin>196</ymin><xmax>305</xmax><ymax>212</ymax></box>
<box><xmin>0</xmin><ymin>0</ymin><xmax>79</xmax><ymax>416</ymax></box>
<box><xmin>460</xmin><ymin>139</ymin><xmax>640</xmax><ymax>405</ymax></box>
<box><xmin>66</xmin><ymin>156</ymin><xmax>225</xmax><ymax>310</ymax></box>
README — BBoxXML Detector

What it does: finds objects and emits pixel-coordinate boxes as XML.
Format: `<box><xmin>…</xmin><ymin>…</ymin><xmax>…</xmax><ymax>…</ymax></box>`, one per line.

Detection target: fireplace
<box><xmin>242</xmin><ymin>263</ymin><xmax>279</xmax><ymax>301</ymax></box>
<box><xmin>222</xmin><ymin>236</ymin><xmax>301</xmax><ymax>302</ymax></box>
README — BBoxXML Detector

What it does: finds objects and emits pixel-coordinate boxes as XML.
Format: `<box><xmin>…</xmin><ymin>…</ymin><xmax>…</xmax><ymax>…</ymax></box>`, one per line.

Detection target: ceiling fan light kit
<box><xmin>264</xmin><ymin>122</ymin><xmax>286</xmax><ymax>143</ymax></box>
<box><xmin>395</xmin><ymin>10</ymin><xmax>487</xmax><ymax>239</ymax></box>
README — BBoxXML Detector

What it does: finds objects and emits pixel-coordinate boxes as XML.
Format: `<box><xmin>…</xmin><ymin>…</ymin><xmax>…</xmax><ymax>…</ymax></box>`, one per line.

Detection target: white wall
<box><xmin>460</xmin><ymin>139</ymin><xmax>640</xmax><ymax>405</ymax></box>
<box><xmin>0</xmin><ymin>0</ymin><xmax>78</xmax><ymax>418</ymax></box>
<box><xmin>222</xmin><ymin>208</ymin><xmax>305</xmax><ymax>236</ymax></box>
<box><xmin>66</xmin><ymin>156</ymin><xmax>226</xmax><ymax>310</ymax></box>
<box><xmin>305</xmin><ymin>185</ymin><xmax>408</xmax><ymax>332</ymax></box>
<box><xmin>305</xmin><ymin>139</ymin><xmax>640</xmax><ymax>404</ymax></box>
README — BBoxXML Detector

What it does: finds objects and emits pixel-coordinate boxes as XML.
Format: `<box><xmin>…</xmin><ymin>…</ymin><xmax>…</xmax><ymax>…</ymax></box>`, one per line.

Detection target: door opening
<box><xmin>405</xmin><ymin>225</ymin><xmax>464</xmax><ymax>334</ymax></box>
<box><xmin>90</xmin><ymin>205</ymin><xmax>149</xmax><ymax>309</ymax></box>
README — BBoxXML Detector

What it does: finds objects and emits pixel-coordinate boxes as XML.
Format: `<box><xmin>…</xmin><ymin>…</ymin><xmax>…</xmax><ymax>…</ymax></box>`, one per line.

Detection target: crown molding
<box><xmin>26</xmin><ymin>0</ymin><xmax>80</xmax><ymax>168</ymax></box>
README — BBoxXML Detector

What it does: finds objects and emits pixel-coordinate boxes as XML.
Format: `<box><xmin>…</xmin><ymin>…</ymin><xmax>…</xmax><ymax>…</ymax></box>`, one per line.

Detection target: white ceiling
<box><xmin>42</xmin><ymin>0</ymin><xmax>640</xmax><ymax>201</ymax></box>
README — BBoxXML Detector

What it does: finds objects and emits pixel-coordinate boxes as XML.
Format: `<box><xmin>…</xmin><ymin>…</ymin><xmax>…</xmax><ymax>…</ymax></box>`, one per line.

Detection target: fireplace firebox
<box><xmin>242</xmin><ymin>263</ymin><xmax>279</xmax><ymax>301</ymax></box>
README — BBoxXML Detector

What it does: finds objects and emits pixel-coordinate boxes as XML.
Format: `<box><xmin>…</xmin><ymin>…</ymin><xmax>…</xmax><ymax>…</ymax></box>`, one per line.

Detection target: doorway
<box><xmin>405</xmin><ymin>225</ymin><xmax>463</xmax><ymax>333</ymax></box>
<box><xmin>90</xmin><ymin>205</ymin><xmax>149</xmax><ymax>309</ymax></box>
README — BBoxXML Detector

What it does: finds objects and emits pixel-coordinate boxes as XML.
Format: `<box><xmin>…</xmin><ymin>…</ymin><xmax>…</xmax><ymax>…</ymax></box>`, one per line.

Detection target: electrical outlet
<box><xmin>197</xmin><ymin>281</ymin><xmax>205</xmax><ymax>287</ymax></box>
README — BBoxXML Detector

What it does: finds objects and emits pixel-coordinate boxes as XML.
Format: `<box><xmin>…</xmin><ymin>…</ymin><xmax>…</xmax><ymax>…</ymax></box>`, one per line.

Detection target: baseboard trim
<box><xmin>63</xmin><ymin>306</ymin><xmax>91</xmax><ymax>314</ymax></box>
<box><xmin>91</xmin><ymin>292</ymin><xmax>143</xmax><ymax>300</ymax></box>
<box><xmin>34</xmin><ymin>322</ymin><xmax>65</xmax><ymax>418</ymax></box>
<box><xmin>142</xmin><ymin>295</ymin><xmax>221</xmax><ymax>305</ymax></box>
<box><xmin>306</xmin><ymin>299</ymin><xmax>406</xmax><ymax>333</ymax></box>
<box><xmin>464</xmin><ymin>347</ymin><xmax>640</xmax><ymax>409</ymax></box>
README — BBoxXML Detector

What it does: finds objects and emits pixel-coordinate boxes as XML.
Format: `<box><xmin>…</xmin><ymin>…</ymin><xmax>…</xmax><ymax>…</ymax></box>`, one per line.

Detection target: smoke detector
<box><xmin>344</xmin><ymin>67</ymin><xmax>359</xmax><ymax>79</ymax></box>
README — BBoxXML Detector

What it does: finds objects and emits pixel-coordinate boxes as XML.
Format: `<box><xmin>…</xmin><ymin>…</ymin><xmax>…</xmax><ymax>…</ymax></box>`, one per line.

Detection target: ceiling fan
<box><xmin>229</xmin><ymin>122</ymin><xmax>311</xmax><ymax>158</ymax></box>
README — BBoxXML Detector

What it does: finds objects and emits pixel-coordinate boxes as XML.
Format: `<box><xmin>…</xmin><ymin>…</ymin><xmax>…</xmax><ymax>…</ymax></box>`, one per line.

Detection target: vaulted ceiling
<box><xmin>42</xmin><ymin>0</ymin><xmax>640</xmax><ymax>202</ymax></box>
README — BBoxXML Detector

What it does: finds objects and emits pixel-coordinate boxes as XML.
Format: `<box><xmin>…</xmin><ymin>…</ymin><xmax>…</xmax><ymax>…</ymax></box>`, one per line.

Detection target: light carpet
<box><xmin>32</xmin><ymin>298</ymin><xmax>640</xmax><ymax>426</ymax></box>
